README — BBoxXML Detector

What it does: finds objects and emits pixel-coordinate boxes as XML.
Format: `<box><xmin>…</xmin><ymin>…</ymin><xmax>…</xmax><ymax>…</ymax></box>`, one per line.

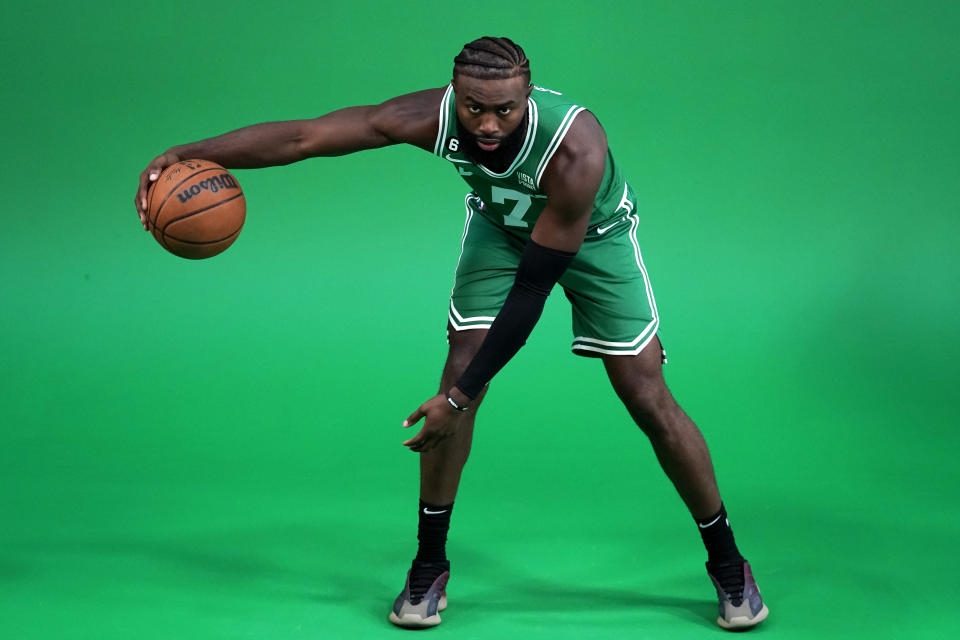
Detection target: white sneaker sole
<box><xmin>718</xmin><ymin>603</ymin><xmax>769</xmax><ymax>630</ymax></box>
<box><xmin>388</xmin><ymin>611</ymin><xmax>442</xmax><ymax>628</ymax></box>
<box><xmin>387</xmin><ymin>595</ymin><xmax>448</xmax><ymax>628</ymax></box>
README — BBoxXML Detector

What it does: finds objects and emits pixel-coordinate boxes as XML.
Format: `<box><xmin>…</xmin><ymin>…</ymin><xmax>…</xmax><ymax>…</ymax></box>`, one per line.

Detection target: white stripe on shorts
<box><xmin>449</xmin><ymin>194</ymin><xmax>495</xmax><ymax>331</ymax></box>
<box><xmin>449</xmin><ymin>300</ymin><xmax>494</xmax><ymax>331</ymax></box>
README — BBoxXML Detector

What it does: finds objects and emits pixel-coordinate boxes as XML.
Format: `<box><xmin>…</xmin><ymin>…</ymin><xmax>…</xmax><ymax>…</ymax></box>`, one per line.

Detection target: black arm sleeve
<box><xmin>454</xmin><ymin>239</ymin><xmax>577</xmax><ymax>399</ymax></box>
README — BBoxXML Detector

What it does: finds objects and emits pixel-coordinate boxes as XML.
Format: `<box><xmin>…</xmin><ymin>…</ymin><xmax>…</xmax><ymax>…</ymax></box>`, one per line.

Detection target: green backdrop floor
<box><xmin>2</xmin><ymin>1</ymin><xmax>958</xmax><ymax>639</ymax></box>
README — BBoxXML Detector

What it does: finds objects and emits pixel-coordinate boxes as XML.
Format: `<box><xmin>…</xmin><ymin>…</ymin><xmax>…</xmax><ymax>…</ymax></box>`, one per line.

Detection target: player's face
<box><xmin>452</xmin><ymin>74</ymin><xmax>532</xmax><ymax>151</ymax></box>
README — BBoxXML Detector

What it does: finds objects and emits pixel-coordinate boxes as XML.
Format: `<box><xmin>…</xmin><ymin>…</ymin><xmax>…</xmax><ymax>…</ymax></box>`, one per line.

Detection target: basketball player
<box><xmin>135</xmin><ymin>37</ymin><xmax>768</xmax><ymax>631</ymax></box>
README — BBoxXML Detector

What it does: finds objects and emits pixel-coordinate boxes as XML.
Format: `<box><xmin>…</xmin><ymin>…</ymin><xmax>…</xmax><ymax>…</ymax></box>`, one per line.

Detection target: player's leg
<box><xmin>602</xmin><ymin>343</ymin><xmax>768</xmax><ymax>629</ymax></box>
<box><xmin>391</xmin><ymin>200</ymin><xmax>519</xmax><ymax>628</ymax></box>
<box><xmin>559</xmin><ymin>215</ymin><xmax>767</xmax><ymax>629</ymax></box>
<box><xmin>420</xmin><ymin>325</ymin><xmax>489</xmax><ymax>505</ymax></box>
<box><xmin>390</xmin><ymin>326</ymin><xmax>489</xmax><ymax>629</ymax></box>
<box><xmin>601</xmin><ymin>337</ymin><xmax>720</xmax><ymax>518</ymax></box>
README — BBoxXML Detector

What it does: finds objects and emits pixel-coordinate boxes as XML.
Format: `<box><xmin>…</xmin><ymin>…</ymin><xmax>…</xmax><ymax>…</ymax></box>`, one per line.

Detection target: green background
<box><xmin>1</xmin><ymin>1</ymin><xmax>957</xmax><ymax>638</ymax></box>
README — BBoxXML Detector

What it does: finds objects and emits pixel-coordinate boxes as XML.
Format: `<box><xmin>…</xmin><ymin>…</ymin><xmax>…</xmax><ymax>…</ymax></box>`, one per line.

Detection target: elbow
<box><xmin>291</xmin><ymin>122</ymin><xmax>320</xmax><ymax>160</ymax></box>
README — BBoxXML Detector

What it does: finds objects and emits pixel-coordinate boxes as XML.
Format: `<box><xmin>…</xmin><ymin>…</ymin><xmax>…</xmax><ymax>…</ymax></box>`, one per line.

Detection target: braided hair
<box><xmin>453</xmin><ymin>37</ymin><xmax>531</xmax><ymax>83</ymax></box>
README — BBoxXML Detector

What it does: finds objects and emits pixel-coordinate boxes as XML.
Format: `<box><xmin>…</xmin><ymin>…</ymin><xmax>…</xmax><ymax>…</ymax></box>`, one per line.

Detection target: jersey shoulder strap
<box><xmin>524</xmin><ymin>86</ymin><xmax>585</xmax><ymax>189</ymax></box>
<box><xmin>433</xmin><ymin>85</ymin><xmax>456</xmax><ymax>157</ymax></box>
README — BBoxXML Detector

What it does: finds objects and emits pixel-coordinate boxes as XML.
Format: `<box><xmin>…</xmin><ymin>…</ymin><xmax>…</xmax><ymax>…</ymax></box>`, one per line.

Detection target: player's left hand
<box><xmin>402</xmin><ymin>394</ymin><xmax>462</xmax><ymax>453</ymax></box>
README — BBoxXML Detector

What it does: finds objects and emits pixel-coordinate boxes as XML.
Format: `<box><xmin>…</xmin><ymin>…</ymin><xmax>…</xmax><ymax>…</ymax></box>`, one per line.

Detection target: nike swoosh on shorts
<box><xmin>596</xmin><ymin>217</ymin><xmax>625</xmax><ymax>234</ymax></box>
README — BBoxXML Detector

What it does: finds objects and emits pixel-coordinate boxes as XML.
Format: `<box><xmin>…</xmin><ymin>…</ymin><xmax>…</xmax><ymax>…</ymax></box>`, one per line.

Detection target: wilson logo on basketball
<box><xmin>176</xmin><ymin>174</ymin><xmax>239</xmax><ymax>204</ymax></box>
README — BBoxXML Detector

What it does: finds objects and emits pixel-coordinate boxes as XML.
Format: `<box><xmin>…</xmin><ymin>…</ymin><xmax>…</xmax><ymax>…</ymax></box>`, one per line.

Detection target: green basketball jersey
<box><xmin>432</xmin><ymin>84</ymin><xmax>637</xmax><ymax>231</ymax></box>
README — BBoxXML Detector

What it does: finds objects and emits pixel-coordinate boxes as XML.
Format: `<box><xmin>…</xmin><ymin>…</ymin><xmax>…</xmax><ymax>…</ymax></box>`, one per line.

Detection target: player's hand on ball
<box><xmin>403</xmin><ymin>394</ymin><xmax>462</xmax><ymax>453</ymax></box>
<box><xmin>135</xmin><ymin>151</ymin><xmax>182</xmax><ymax>230</ymax></box>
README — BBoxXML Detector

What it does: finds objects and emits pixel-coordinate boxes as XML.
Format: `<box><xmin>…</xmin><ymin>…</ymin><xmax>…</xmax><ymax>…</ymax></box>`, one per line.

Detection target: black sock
<box><xmin>697</xmin><ymin>504</ymin><xmax>746</xmax><ymax>600</ymax></box>
<box><xmin>415</xmin><ymin>499</ymin><xmax>453</xmax><ymax>564</ymax></box>
<box><xmin>696</xmin><ymin>503</ymin><xmax>744</xmax><ymax>566</ymax></box>
<box><xmin>408</xmin><ymin>500</ymin><xmax>453</xmax><ymax>602</ymax></box>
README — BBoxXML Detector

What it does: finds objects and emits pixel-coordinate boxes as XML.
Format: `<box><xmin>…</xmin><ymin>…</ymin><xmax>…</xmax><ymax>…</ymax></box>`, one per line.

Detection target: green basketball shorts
<box><xmin>448</xmin><ymin>195</ymin><xmax>662</xmax><ymax>357</ymax></box>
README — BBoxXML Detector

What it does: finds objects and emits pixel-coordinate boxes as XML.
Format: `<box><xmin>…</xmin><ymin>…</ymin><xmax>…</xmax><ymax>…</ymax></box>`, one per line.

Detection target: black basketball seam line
<box><xmin>147</xmin><ymin>186</ymin><xmax>170</xmax><ymax>250</ymax></box>
<box><xmin>164</xmin><ymin>225</ymin><xmax>243</xmax><ymax>246</ymax></box>
<box><xmin>151</xmin><ymin>213</ymin><xmax>172</xmax><ymax>251</ymax></box>
<box><xmin>159</xmin><ymin>192</ymin><xmax>245</xmax><ymax>240</ymax></box>
<box><xmin>152</xmin><ymin>166</ymin><xmax>224</xmax><ymax>225</ymax></box>
<box><xmin>155</xmin><ymin>229</ymin><xmax>171</xmax><ymax>251</ymax></box>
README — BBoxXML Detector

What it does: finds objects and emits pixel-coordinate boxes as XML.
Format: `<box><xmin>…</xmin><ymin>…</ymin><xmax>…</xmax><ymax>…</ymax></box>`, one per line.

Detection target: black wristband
<box><xmin>445</xmin><ymin>393</ymin><xmax>469</xmax><ymax>412</ymax></box>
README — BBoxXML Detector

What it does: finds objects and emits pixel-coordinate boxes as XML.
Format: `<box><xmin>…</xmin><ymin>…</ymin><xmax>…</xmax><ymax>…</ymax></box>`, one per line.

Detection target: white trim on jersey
<box><xmin>535</xmin><ymin>106</ymin><xmax>586</xmax><ymax>188</ymax></box>
<box><xmin>433</xmin><ymin>85</ymin><xmax>454</xmax><ymax>156</ymax></box>
<box><xmin>435</xmin><ymin>86</ymin><xmax>540</xmax><ymax>180</ymax></box>
<box><xmin>475</xmin><ymin>98</ymin><xmax>540</xmax><ymax>179</ymax></box>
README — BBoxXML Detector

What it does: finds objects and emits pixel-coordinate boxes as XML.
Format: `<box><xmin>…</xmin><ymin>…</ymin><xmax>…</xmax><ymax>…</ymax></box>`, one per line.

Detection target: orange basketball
<box><xmin>146</xmin><ymin>159</ymin><xmax>246</xmax><ymax>259</ymax></box>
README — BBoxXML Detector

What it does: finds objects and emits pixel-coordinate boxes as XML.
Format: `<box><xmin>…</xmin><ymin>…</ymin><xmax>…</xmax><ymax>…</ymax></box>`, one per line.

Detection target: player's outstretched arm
<box><xmin>135</xmin><ymin>88</ymin><xmax>444</xmax><ymax>228</ymax></box>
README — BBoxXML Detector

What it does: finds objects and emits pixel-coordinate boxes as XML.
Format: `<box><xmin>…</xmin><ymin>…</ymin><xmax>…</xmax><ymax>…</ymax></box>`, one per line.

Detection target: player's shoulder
<box><xmin>370</xmin><ymin>87</ymin><xmax>447</xmax><ymax>150</ymax></box>
<box><xmin>530</xmin><ymin>85</ymin><xmax>601</xmax><ymax>136</ymax></box>
<box><xmin>375</xmin><ymin>88</ymin><xmax>446</xmax><ymax>123</ymax></box>
<box><xmin>530</xmin><ymin>85</ymin><xmax>605</xmax><ymax>155</ymax></box>
<box><xmin>529</xmin><ymin>85</ymin><xmax>580</xmax><ymax>111</ymax></box>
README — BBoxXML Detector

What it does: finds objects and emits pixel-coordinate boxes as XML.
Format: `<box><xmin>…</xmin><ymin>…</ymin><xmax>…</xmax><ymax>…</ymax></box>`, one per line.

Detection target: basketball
<box><xmin>146</xmin><ymin>159</ymin><xmax>246</xmax><ymax>259</ymax></box>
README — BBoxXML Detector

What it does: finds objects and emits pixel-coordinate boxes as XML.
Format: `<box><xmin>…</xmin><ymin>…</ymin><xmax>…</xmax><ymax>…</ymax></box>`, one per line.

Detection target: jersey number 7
<box><xmin>491</xmin><ymin>186</ymin><xmax>532</xmax><ymax>228</ymax></box>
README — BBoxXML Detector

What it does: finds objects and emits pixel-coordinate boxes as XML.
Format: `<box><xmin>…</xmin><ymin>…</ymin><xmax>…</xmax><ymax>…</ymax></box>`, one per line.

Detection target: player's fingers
<box><xmin>135</xmin><ymin>197</ymin><xmax>148</xmax><ymax>230</ymax></box>
<box><xmin>412</xmin><ymin>428</ymin><xmax>448</xmax><ymax>453</ymax></box>
<box><xmin>414</xmin><ymin>438</ymin><xmax>435</xmax><ymax>453</ymax></box>
<box><xmin>137</xmin><ymin>169</ymin><xmax>159</xmax><ymax>221</ymax></box>
<box><xmin>405</xmin><ymin>426</ymin><xmax>441</xmax><ymax>452</ymax></box>
<box><xmin>402</xmin><ymin>431</ymin><xmax>424</xmax><ymax>449</ymax></box>
<box><xmin>139</xmin><ymin>154</ymin><xmax>171</xmax><ymax>214</ymax></box>
<box><xmin>403</xmin><ymin>407</ymin><xmax>426</xmax><ymax>428</ymax></box>
<box><xmin>137</xmin><ymin>171</ymin><xmax>150</xmax><ymax>216</ymax></box>
<box><xmin>420</xmin><ymin>430</ymin><xmax>448</xmax><ymax>453</ymax></box>
<box><xmin>413</xmin><ymin>437</ymin><xmax>435</xmax><ymax>453</ymax></box>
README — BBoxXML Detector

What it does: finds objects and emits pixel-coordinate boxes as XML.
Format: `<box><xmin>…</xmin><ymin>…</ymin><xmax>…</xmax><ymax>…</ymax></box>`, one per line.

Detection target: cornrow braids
<box><xmin>453</xmin><ymin>36</ymin><xmax>531</xmax><ymax>82</ymax></box>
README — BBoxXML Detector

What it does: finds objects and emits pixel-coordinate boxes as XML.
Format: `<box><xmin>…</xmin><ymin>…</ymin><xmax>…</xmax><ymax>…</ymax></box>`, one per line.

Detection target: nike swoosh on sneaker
<box><xmin>423</xmin><ymin>508</ymin><xmax>448</xmax><ymax>515</ymax></box>
<box><xmin>596</xmin><ymin>218</ymin><xmax>625</xmax><ymax>235</ymax></box>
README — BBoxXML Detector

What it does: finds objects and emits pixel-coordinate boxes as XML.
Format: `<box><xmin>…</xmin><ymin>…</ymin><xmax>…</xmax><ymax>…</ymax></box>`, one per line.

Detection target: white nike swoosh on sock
<box><xmin>423</xmin><ymin>508</ymin><xmax>448</xmax><ymax>515</ymax></box>
<box><xmin>698</xmin><ymin>513</ymin><xmax>724</xmax><ymax>529</ymax></box>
